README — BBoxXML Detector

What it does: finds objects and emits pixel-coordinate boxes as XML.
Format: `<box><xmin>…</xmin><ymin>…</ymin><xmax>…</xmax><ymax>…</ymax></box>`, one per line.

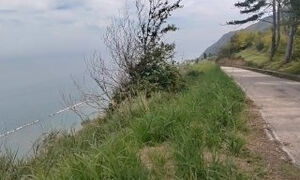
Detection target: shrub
<box><xmin>80</xmin><ymin>0</ymin><xmax>184</xmax><ymax>112</ymax></box>
<box><xmin>217</xmin><ymin>45</ymin><xmax>234</xmax><ymax>59</ymax></box>
<box><xmin>256</xmin><ymin>41</ymin><xmax>265</xmax><ymax>51</ymax></box>
<box><xmin>186</xmin><ymin>70</ymin><xmax>203</xmax><ymax>78</ymax></box>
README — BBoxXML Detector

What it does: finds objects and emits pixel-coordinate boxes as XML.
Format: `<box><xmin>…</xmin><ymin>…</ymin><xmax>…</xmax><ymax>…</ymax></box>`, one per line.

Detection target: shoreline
<box><xmin>0</xmin><ymin>101</ymin><xmax>87</xmax><ymax>139</ymax></box>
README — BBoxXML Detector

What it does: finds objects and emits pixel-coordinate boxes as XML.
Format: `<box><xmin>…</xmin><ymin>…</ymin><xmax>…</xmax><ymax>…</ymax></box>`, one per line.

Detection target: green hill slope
<box><xmin>2</xmin><ymin>62</ymin><xmax>300</xmax><ymax>179</ymax></box>
<box><xmin>219</xmin><ymin>29</ymin><xmax>300</xmax><ymax>74</ymax></box>
<box><xmin>0</xmin><ymin>63</ymin><xmax>259</xmax><ymax>179</ymax></box>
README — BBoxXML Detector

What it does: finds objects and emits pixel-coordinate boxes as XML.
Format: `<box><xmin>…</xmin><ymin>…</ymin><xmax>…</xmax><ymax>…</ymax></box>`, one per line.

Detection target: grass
<box><xmin>1</xmin><ymin>62</ymin><xmax>270</xmax><ymax>179</ymax></box>
<box><xmin>237</xmin><ymin>49</ymin><xmax>270</xmax><ymax>68</ymax></box>
<box><xmin>237</xmin><ymin>48</ymin><xmax>300</xmax><ymax>74</ymax></box>
<box><xmin>233</xmin><ymin>30</ymin><xmax>300</xmax><ymax>75</ymax></box>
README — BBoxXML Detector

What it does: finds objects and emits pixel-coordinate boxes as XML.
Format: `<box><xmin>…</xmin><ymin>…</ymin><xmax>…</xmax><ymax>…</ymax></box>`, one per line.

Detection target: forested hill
<box><xmin>203</xmin><ymin>16</ymin><xmax>272</xmax><ymax>56</ymax></box>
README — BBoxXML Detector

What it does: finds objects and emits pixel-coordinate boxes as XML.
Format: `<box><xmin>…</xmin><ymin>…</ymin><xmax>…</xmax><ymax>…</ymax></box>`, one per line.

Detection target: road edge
<box><xmin>221</xmin><ymin>66</ymin><xmax>298</xmax><ymax>167</ymax></box>
<box><xmin>222</xmin><ymin>65</ymin><xmax>300</xmax><ymax>82</ymax></box>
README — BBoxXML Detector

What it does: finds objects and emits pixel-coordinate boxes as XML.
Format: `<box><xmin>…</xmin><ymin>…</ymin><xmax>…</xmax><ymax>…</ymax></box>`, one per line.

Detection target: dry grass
<box><xmin>140</xmin><ymin>143</ymin><xmax>176</xmax><ymax>180</ymax></box>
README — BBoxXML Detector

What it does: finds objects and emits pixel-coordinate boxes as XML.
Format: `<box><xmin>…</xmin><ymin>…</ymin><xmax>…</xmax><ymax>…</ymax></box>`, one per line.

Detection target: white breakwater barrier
<box><xmin>0</xmin><ymin>102</ymin><xmax>87</xmax><ymax>139</ymax></box>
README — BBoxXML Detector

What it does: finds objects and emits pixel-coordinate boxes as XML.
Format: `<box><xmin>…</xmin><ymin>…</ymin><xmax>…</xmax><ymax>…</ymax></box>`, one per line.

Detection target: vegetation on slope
<box><xmin>0</xmin><ymin>62</ymin><xmax>264</xmax><ymax>179</ymax></box>
<box><xmin>218</xmin><ymin>29</ymin><xmax>300</xmax><ymax>74</ymax></box>
<box><xmin>215</xmin><ymin>0</ymin><xmax>300</xmax><ymax>72</ymax></box>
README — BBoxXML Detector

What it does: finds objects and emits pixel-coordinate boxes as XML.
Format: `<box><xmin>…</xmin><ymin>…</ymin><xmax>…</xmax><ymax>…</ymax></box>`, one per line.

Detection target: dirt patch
<box><xmin>217</xmin><ymin>58</ymin><xmax>247</xmax><ymax>67</ymax></box>
<box><xmin>203</xmin><ymin>150</ymin><xmax>256</xmax><ymax>175</ymax></box>
<box><xmin>140</xmin><ymin>143</ymin><xmax>176</xmax><ymax>180</ymax></box>
<box><xmin>245</xmin><ymin>99</ymin><xmax>300</xmax><ymax>180</ymax></box>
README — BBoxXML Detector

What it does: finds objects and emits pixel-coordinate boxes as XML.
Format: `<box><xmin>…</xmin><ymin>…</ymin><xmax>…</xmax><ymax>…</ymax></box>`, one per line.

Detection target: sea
<box><xmin>0</xmin><ymin>55</ymin><xmax>93</xmax><ymax>157</ymax></box>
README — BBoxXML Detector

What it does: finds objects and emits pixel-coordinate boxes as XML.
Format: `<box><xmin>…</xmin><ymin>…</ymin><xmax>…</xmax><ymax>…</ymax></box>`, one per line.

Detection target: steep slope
<box><xmin>203</xmin><ymin>16</ymin><xmax>272</xmax><ymax>56</ymax></box>
<box><xmin>203</xmin><ymin>31</ymin><xmax>236</xmax><ymax>56</ymax></box>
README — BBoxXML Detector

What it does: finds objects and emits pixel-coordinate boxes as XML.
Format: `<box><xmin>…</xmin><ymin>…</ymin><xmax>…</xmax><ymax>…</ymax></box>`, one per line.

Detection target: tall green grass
<box><xmin>234</xmin><ymin>30</ymin><xmax>300</xmax><ymax>74</ymax></box>
<box><xmin>1</xmin><ymin>62</ymin><xmax>262</xmax><ymax>179</ymax></box>
<box><xmin>237</xmin><ymin>48</ymin><xmax>300</xmax><ymax>74</ymax></box>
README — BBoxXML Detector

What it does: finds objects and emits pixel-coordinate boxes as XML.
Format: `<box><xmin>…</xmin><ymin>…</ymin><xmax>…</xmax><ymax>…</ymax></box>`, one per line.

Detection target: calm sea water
<box><xmin>0</xmin><ymin>56</ymin><xmax>91</xmax><ymax>156</ymax></box>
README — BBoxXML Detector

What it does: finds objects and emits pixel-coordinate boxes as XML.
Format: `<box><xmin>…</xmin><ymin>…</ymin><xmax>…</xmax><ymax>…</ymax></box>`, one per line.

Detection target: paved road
<box><xmin>222</xmin><ymin>67</ymin><xmax>300</xmax><ymax>165</ymax></box>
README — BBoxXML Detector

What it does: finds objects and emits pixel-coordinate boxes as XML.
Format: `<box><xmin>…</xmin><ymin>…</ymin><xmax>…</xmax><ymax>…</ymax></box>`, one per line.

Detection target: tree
<box><xmin>284</xmin><ymin>0</ymin><xmax>299</xmax><ymax>63</ymax></box>
<box><xmin>131</xmin><ymin>0</ymin><xmax>184</xmax><ymax>96</ymax></box>
<box><xmin>227</xmin><ymin>0</ymin><xmax>267</xmax><ymax>25</ymax></box>
<box><xmin>228</xmin><ymin>0</ymin><xmax>281</xmax><ymax>60</ymax></box>
<box><xmin>275</xmin><ymin>0</ymin><xmax>282</xmax><ymax>50</ymax></box>
<box><xmin>291</xmin><ymin>0</ymin><xmax>300</xmax><ymax>18</ymax></box>
<box><xmin>69</xmin><ymin>0</ymin><xmax>184</xmax><ymax>115</ymax></box>
<box><xmin>271</xmin><ymin>0</ymin><xmax>283</xmax><ymax>58</ymax></box>
<box><xmin>270</xmin><ymin>0</ymin><xmax>277</xmax><ymax>60</ymax></box>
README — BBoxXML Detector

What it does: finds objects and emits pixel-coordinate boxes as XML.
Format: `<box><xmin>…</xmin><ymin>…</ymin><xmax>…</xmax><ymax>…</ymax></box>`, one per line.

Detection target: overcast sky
<box><xmin>0</xmin><ymin>0</ymin><xmax>250</xmax><ymax>61</ymax></box>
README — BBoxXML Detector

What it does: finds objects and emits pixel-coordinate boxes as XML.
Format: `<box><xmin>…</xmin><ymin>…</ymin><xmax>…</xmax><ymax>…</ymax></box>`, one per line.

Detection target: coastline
<box><xmin>0</xmin><ymin>101</ymin><xmax>87</xmax><ymax>139</ymax></box>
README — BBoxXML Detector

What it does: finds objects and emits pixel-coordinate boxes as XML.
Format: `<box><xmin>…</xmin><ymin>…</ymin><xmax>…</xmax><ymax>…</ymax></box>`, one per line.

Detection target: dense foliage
<box><xmin>87</xmin><ymin>0</ymin><xmax>184</xmax><ymax>109</ymax></box>
<box><xmin>218</xmin><ymin>29</ymin><xmax>300</xmax><ymax>74</ymax></box>
<box><xmin>228</xmin><ymin>0</ymin><xmax>267</xmax><ymax>25</ymax></box>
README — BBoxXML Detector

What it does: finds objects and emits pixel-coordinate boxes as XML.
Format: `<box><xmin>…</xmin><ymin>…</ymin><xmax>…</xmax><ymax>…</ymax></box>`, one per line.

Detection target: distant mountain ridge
<box><xmin>202</xmin><ymin>16</ymin><xmax>272</xmax><ymax>56</ymax></box>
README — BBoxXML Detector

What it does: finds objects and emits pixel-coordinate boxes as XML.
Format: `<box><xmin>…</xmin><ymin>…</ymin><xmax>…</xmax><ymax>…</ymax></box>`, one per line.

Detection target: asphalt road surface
<box><xmin>222</xmin><ymin>66</ymin><xmax>300</xmax><ymax>166</ymax></box>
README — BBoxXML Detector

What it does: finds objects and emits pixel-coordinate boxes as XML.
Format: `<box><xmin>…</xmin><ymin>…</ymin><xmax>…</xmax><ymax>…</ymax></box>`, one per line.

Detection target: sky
<box><xmin>0</xmin><ymin>0</ymin><xmax>250</xmax><ymax>61</ymax></box>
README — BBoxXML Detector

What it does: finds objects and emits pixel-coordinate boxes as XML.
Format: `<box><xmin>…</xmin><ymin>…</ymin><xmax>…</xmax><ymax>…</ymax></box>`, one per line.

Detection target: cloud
<box><xmin>0</xmin><ymin>0</ymin><xmax>248</xmax><ymax>60</ymax></box>
<box><xmin>0</xmin><ymin>0</ymin><xmax>52</xmax><ymax>10</ymax></box>
<box><xmin>166</xmin><ymin>0</ymin><xmax>252</xmax><ymax>58</ymax></box>
<box><xmin>0</xmin><ymin>0</ymin><xmax>125</xmax><ymax>27</ymax></box>
<box><xmin>0</xmin><ymin>0</ymin><xmax>127</xmax><ymax>59</ymax></box>
<box><xmin>55</xmin><ymin>1</ymin><xmax>83</xmax><ymax>10</ymax></box>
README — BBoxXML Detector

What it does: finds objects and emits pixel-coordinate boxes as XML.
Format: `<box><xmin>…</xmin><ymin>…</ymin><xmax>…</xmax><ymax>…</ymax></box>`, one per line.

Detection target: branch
<box><xmin>227</xmin><ymin>13</ymin><xmax>264</xmax><ymax>24</ymax></box>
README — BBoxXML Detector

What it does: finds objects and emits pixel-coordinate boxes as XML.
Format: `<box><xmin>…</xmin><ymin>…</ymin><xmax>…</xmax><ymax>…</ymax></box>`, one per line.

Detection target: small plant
<box><xmin>218</xmin><ymin>45</ymin><xmax>235</xmax><ymax>59</ymax></box>
<box><xmin>256</xmin><ymin>41</ymin><xmax>265</xmax><ymax>51</ymax></box>
<box><xmin>227</xmin><ymin>133</ymin><xmax>246</xmax><ymax>156</ymax></box>
<box><xmin>186</xmin><ymin>70</ymin><xmax>203</xmax><ymax>78</ymax></box>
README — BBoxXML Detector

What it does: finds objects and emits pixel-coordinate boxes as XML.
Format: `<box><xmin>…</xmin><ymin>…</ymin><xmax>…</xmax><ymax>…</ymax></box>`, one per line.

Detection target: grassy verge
<box><xmin>218</xmin><ymin>29</ymin><xmax>300</xmax><ymax>75</ymax></box>
<box><xmin>2</xmin><ymin>62</ymin><xmax>286</xmax><ymax>179</ymax></box>
<box><xmin>237</xmin><ymin>49</ymin><xmax>300</xmax><ymax>74</ymax></box>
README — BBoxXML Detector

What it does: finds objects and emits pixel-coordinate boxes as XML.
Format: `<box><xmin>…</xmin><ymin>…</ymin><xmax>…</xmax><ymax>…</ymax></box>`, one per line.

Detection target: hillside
<box><xmin>216</xmin><ymin>24</ymin><xmax>300</xmax><ymax>74</ymax></box>
<box><xmin>203</xmin><ymin>16</ymin><xmax>272</xmax><ymax>56</ymax></box>
<box><xmin>203</xmin><ymin>31</ymin><xmax>236</xmax><ymax>56</ymax></box>
<box><xmin>1</xmin><ymin>62</ymin><xmax>299</xmax><ymax>179</ymax></box>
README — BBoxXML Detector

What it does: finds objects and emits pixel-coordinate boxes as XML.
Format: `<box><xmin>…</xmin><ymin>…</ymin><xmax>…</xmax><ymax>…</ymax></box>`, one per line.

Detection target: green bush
<box><xmin>186</xmin><ymin>70</ymin><xmax>203</xmax><ymax>78</ymax></box>
<box><xmin>111</xmin><ymin>44</ymin><xmax>185</xmax><ymax>106</ymax></box>
<box><xmin>230</xmin><ymin>31</ymin><xmax>255</xmax><ymax>52</ymax></box>
<box><xmin>256</xmin><ymin>41</ymin><xmax>265</xmax><ymax>51</ymax></box>
<box><xmin>218</xmin><ymin>45</ymin><xmax>235</xmax><ymax>59</ymax></box>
